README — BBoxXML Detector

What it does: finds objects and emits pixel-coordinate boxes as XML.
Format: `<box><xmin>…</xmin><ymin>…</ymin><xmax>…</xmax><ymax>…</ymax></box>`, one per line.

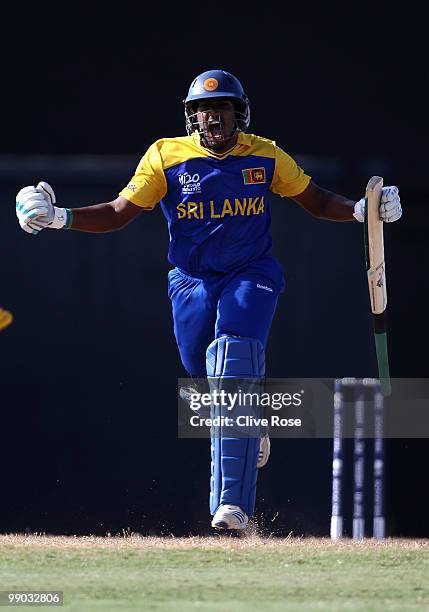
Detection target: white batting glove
<box><xmin>353</xmin><ymin>186</ymin><xmax>402</xmax><ymax>223</ymax></box>
<box><xmin>379</xmin><ymin>186</ymin><xmax>402</xmax><ymax>222</ymax></box>
<box><xmin>16</xmin><ymin>182</ymin><xmax>71</xmax><ymax>234</ymax></box>
<box><xmin>16</xmin><ymin>185</ymin><xmax>51</xmax><ymax>234</ymax></box>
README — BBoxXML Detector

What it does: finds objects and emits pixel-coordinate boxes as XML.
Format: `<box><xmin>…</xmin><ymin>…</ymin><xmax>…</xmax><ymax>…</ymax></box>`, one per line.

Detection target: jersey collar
<box><xmin>191</xmin><ymin>131</ymin><xmax>251</xmax><ymax>159</ymax></box>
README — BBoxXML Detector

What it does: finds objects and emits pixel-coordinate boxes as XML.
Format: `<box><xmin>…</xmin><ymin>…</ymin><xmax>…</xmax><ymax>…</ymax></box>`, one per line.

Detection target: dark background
<box><xmin>1</xmin><ymin>6</ymin><xmax>427</xmax><ymax>537</ymax></box>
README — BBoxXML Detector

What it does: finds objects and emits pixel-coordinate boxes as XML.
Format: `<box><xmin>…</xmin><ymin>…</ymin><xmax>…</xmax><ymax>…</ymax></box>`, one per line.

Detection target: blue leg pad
<box><xmin>207</xmin><ymin>336</ymin><xmax>265</xmax><ymax>516</ymax></box>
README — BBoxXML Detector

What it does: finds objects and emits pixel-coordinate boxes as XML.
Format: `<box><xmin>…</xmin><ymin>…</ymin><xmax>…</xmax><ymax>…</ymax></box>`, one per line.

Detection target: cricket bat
<box><xmin>364</xmin><ymin>176</ymin><xmax>391</xmax><ymax>396</ymax></box>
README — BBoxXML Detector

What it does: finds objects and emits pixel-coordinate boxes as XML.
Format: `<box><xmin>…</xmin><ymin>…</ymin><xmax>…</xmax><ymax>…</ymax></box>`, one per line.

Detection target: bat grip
<box><xmin>373</xmin><ymin>326</ymin><xmax>391</xmax><ymax>397</ymax></box>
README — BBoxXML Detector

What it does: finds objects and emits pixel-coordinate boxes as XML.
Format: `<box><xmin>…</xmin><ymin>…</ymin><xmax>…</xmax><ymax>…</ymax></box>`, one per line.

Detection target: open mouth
<box><xmin>206</xmin><ymin>118</ymin><xmax>224</xmax><ymax>141</ymax></box>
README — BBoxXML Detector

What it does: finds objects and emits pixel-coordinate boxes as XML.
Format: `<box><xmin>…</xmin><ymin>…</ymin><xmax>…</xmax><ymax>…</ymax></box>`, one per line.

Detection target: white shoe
<box><xmin>211</xmin><ymin>504</ymin><xmax>249</xmax><ymax>530</ymax></box>
<box><xmin>257</xmin><ymin>434</ymin><xmax>270</xmax><ymax>468</ymax></box>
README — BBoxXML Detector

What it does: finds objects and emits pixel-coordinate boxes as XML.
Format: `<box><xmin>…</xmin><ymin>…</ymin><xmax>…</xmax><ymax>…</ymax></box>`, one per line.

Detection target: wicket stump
<box><xmin>330</xmin><ymin>377</ymin><xmax>385</xmax><ymax>540</ymax></box>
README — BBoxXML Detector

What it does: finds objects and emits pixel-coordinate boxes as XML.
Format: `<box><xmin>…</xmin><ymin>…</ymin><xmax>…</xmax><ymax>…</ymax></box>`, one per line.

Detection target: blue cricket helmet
<box><xmin>184</xmin><ymin>69</ymin><xmax>250</xmax><ymax>136</ymax></box>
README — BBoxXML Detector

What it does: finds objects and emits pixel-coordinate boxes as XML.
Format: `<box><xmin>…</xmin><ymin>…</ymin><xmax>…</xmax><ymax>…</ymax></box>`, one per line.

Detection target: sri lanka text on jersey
<box><xmin>176</xmin><ymin>197</ymin><xmax>265</xmax><ymax>220</ymax></box>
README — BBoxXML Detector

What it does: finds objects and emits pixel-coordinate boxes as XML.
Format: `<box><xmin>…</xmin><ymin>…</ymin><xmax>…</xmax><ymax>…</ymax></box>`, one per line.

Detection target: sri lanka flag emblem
<box><xmin>242</xmin><ymin>167</ymin><xmax>266</xmax><ymax>184</ymax></box>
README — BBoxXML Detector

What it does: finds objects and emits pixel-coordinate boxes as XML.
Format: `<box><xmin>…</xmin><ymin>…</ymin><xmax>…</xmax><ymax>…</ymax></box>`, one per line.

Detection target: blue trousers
<box><xmin>168</xmin><ymin>255</ymin><xmax>285</xmax><ymax>376</ymax></box>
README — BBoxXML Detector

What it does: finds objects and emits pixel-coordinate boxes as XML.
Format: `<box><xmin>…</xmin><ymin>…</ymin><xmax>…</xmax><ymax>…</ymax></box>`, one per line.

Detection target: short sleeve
<box><xmin>119</xmin><ymin>141</ymin><xmax>167</xmax><ymax>209</ymax></box>
<box><xmin>270</xmin><ymin>145</ymin><xmax>311</xmax><ymax>198</ymax></box>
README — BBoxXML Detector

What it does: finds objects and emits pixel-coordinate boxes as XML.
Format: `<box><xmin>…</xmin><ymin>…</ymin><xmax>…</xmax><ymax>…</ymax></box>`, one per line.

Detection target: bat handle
<box><xmin>374</xmin><ymin>331</ymin><xmax>391</xmax><ymax>396</ymax></box>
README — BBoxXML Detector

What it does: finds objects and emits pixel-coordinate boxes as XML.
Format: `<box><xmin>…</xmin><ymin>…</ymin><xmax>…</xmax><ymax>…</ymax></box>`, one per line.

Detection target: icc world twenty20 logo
<box><xmin>178</xmin><ymin>172</ymin><xmax>201</xmax><ymax>194</ymax></box>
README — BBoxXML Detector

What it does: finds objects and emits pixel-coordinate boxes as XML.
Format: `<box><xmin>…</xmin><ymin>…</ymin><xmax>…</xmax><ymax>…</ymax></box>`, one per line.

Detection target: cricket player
<box><xmin>16</xmin><ymin>69</ymin><xmax>402</xmax><ymax>530</ymax></box>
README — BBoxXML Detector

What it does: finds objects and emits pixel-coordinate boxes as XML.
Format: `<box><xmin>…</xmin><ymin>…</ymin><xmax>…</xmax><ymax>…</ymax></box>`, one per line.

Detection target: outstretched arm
<box><xmin>69</xmin><ymin>196</ymin><xmax>143</xmax><ymax>232</ymax></box>
<box><xmin>291</xmin><ymin>181</ymin><xmax>356</xmax><ymax>221</ymax></box>
<box><xmin>16</xmin><ymin>182</ymin><xmax>143</xmax><ymax>235</ymax></box>
<box><xmin>291</xmin><ymin>180</ymin><xmax>402</xmax><ymax>224</ymax></box>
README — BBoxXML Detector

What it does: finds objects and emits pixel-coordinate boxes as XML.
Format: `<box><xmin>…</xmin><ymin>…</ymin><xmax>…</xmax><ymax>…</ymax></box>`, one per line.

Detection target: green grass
<box><xmin>0</xmin><ymin>534</ymin><xmax>428</xmax><ymax>611</ymax></box>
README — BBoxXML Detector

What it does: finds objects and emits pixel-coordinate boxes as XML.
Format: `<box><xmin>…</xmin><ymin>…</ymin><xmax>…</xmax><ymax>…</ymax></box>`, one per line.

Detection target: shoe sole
<box><xmin>211</xmin><ymin>520</ymin><xmax>248</xmax><ymax>530</ymax></box>
<box><xmin>211</xmin><ymin>520</ymin><xmax>229</xmax><ymax>530</ymax></box>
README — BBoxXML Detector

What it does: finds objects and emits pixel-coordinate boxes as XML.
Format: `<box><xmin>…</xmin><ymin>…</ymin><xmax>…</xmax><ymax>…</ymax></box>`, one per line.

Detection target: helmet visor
<box><xmin>185</xmin><ymin>99</ymin><xmax>248</xmax><ymax>148</ymax></box>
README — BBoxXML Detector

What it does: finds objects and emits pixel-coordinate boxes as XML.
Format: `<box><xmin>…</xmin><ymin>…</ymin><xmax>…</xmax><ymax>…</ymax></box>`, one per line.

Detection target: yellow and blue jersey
<box><xmin>120</xmin><ymin>132</ymin><xmax>311</xmax><ymax>274</ymax></box>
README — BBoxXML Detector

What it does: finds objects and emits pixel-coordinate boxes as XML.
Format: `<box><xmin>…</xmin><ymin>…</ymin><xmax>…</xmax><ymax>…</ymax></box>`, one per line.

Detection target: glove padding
<box><xmin>379</xmin><ymin>186</ymin><xmax>402</xmax><ymax>222</ymax></box>
<box><xmin>354</xmin><ymin>185</ymin><xmax>402</xmax><ymax>223</ymax></box>
<box><xmin>16</xmin><ymin>182</ymin><xmax>56</xmax><ymax>234</ymax></box>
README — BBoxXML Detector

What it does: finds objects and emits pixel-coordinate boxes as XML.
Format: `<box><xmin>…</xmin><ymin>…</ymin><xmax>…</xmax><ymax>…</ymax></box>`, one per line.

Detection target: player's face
<box><xmin>195</xmin><ymin>99</ymin><xmax>238</xmax><ymax>152</ymax></box>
